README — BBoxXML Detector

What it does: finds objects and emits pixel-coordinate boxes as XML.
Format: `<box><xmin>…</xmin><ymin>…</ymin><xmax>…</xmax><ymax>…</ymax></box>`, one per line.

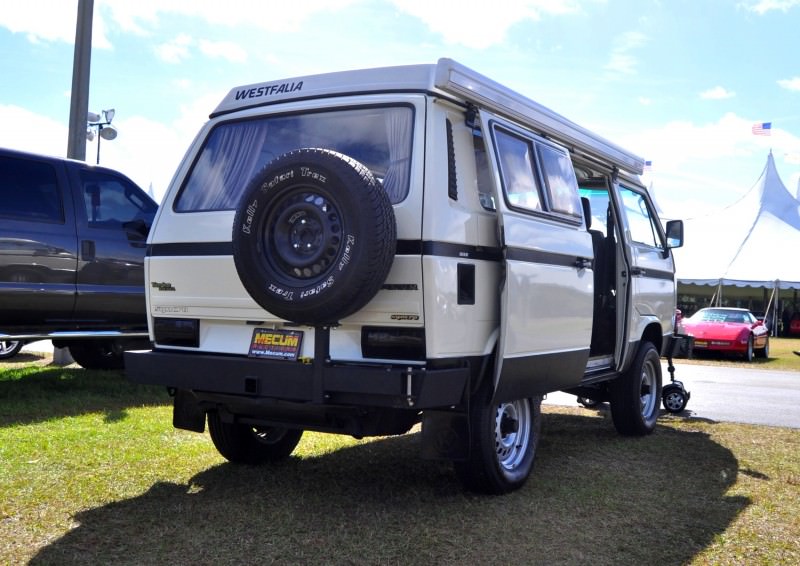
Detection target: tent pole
<box><xmin>765</xmin><ymin>282</ymin><xmax>777</xmax><ymax>336</ymax></box>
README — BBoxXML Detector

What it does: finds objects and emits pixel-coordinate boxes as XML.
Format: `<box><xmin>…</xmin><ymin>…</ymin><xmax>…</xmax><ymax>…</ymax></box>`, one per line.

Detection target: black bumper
<box><xmin>124</xmin><ymin>349</ymin><xmax>469</xmax><ymax>410</ymax></box>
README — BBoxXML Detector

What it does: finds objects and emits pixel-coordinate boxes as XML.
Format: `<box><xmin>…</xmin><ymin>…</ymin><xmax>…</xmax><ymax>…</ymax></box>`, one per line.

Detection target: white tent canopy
<box><xmin>674</xmin><ymin>151</ymin><xmax>800</xmax><ymax>290</ymax></box>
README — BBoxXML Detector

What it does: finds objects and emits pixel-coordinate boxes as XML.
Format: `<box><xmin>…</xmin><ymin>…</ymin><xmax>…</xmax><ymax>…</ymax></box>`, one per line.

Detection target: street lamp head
<box><xmin>99</xmin><ymin>124</ymin><xmax>118</xmax><ymax>141</ymax></box>
<box><xmin>87</xmin><ymin>111</ymin><xmax>101</xmax><ymax>123</ymax></box>
<box><xmin>86</xmin><ymin>128</ymin><xmax>96</xmax><ymax>142</ymax></box>
<box><xmin>103</xmin><ymin>108</ymin><xmax>115</xmax><ymax>123</ymax></box>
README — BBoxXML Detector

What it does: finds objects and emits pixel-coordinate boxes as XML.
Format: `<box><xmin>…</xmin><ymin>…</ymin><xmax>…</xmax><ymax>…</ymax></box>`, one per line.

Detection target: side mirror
<box><xmin>665</xmin><ymin>220</ymin><xmax>684</xmax><ymax>249</ymax></box>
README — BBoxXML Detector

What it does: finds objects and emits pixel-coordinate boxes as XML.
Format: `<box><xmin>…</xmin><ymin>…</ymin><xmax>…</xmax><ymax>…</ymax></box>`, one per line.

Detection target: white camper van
<box><xmin>126</xmin><ymin>59</ymin><xmax>684</xmax><ymax>494</ymax></box>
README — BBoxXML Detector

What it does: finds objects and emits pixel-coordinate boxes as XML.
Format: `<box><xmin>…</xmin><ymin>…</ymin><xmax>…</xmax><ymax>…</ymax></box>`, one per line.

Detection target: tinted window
<box><xmin>78</xmin><ymin>170</ymin><xmax>157</xmax><ymax>229</ymax></box>
<box><xmin>0</xmin><ymin>155</ymin><xmax>64</xmax><ymax>223</ymax></box>
<box><xmin>175</xmin><ymin>106</ymin><xmax>414</xmax><ymax>212</ymax></box>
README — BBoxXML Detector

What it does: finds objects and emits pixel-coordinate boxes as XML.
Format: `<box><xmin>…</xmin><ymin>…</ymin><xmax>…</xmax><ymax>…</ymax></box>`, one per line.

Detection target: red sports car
<box><xmin>682</xmin><ymin>307</ymin><xmax>769</xmax><ymax>362</ymax></box>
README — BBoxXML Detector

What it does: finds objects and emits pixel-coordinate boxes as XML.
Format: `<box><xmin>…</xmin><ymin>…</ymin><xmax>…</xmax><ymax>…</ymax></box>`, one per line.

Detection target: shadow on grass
<box><xmin>29</xmin><ymin>412</ymin><xmax>748</xmax><ymax>566</ymax></box>
<box><xmin>0</xmin><ymin>365</ymin><xmax>169</xmax><ymax>427</ymax></box>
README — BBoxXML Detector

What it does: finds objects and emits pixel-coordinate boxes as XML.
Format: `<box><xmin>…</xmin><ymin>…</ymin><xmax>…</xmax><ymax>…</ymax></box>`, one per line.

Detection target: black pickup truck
<box><xmin>0</xmin><ymin>147</ymin><xmax>157</xmax><ymax>368</ymax></box>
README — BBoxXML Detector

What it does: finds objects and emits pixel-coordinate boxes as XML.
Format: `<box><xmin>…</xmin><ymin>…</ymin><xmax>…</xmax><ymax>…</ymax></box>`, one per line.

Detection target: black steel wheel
<box><xmin>207</xmin><ymin>411</ymin><xmax>303</xmax><ymax>465</ymax></box>
<box><xmin>232</xmin><ymin>148</ymin><xmax>396</xmax><ymax>325</ymax></box>
<box><xmin>67</xmin><ymin>340</ymin><xmax>124</xmax><ymax>370</ymax></box>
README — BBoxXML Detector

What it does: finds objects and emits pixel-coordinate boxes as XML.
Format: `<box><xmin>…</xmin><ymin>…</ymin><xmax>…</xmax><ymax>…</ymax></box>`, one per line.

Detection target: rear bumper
<box><xmin>124</xmin><ymin>348</ymin><xmax>469</xmax><ymax>410</ymax></box>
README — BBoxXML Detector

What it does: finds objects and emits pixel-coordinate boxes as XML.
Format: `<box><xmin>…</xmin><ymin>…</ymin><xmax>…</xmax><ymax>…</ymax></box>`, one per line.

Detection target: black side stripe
<box><xmin>149</xmin><ymin>242</ymin><xmax>233</xmax><ymax>256</ymax></box>
<box><xmin>631</xmin><ymin>267</ymin><xmax>675</xmax><ymax>282</ymax></box>
<box><xmin>505</xmin><ymin>247</ymin><xmax>579</xmax><ymax>269</ymax></box>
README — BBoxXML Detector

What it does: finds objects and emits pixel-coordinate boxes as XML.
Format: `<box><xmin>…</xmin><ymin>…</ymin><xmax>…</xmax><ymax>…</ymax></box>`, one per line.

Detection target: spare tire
<box><xmin>232</xmin><ymin>148</ymin><xmax>396</xmax><ymax>325</ymax></box>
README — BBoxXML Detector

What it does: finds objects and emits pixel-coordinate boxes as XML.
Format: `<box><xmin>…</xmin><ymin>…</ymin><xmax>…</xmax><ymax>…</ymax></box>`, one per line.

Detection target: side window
<box><xmin>536</xmin><ymin>143</ymin><xmax>582</xmax><ymax>219</ymax></box>
<box><xmin>493</xmin><ymin>129</ymin><xmax>542</xmax><ymax>212</ymax></box>
<box><xmin>618</xmin><ymin>184</ymin><xmax>663</xmax><ymax>249</ymax></box>
<box><xmin>79</xmin><ymin>170</ymin><xmax>157</xmax><ymax>229</ymax></box>
<box><xmin>0</xmin><ymin>155</ymin><xmax>64</xmax><ymax>223</ymax></box>
<box><xmin>473</xmin><ymin>132</ymin><xmax>495</xmax><ymax>210</ymax></box>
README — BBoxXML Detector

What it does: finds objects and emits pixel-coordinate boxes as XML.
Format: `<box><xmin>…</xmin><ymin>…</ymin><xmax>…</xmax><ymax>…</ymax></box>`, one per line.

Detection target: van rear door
<box><xmin>478</xmin><ymin>112</ymin><xmax>593</xmax><ymax>402</ymax></box>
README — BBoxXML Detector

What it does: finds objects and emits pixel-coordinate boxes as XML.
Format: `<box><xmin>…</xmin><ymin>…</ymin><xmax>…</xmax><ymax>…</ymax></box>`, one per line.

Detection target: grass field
<box><xmin>1</xmin><ymin>346</ymin><xmax>798</xmax><ymax>565</ymax></box>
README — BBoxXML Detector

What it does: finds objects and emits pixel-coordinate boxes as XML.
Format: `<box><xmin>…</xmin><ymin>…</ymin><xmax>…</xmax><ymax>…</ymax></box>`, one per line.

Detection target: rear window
<box><xmin>175</xmin><ymin>106</ymin><xmax>414</xmax><ymax>212</ymax></box>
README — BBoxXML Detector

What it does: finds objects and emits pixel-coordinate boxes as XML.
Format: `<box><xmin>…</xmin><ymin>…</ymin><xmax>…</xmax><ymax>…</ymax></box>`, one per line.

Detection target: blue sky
<box><xmin>2</xmin><ymin>0</ymin><xmax>800</xmax><ymax>218</ymax></box>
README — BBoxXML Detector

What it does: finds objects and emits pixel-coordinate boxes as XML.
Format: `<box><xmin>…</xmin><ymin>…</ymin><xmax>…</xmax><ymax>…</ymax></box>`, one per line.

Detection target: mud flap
<box><xmin>420</xmin><ymin>411</ymin><xmax>469</xmax><ymax>460</ymax></box>
<box><xmin>173</xmin><ymin>389</ymin><xmax>206</xmax><ymax>433</ymax></box>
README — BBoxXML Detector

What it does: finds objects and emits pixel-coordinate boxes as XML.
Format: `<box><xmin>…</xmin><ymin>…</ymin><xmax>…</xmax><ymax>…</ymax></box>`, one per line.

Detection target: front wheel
<box><xmin>755</xmin><ymin>336</ymin><xmax>769</xmax><ymax>359</ymax></box>
<box><xmin>743</xmin><ymin>336</ymin><xmax>754</xmax><ymax>362</ymax></box>
<box><xmin>207</xmin><ymin>411</ymin><xmax>303</xmax><ymax>465</ymax></box>
<box><xmin>454</xmin><ymin>378</ymin><xmax>541</xmax><ymax>494</ymax></box>
<box><xmin>0</xmin><ymin>340</ymin><xmax>24</xmax><ymax>360</ymax></box>
<box><xmin>610</xmin><ymin>341</ymin><xmax>662</xmax><ymax>436</ymax></box>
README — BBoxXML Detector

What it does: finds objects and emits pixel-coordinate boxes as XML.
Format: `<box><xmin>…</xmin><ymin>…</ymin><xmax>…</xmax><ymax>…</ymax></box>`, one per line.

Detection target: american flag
<box><xmin>752</xmin><ymin>122</ymin><xmax>772</xmax><ymax>136</ymax></box>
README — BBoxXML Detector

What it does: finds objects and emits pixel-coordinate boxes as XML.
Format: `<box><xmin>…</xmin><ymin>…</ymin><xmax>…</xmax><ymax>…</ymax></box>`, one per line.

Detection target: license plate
<box><xmin>248</xmin><ymin>328</ymin><xmax>303</xmax><ymax>360</ymax></box>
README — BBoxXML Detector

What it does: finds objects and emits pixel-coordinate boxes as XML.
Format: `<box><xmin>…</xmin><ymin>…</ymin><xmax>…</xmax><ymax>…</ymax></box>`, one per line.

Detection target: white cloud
<box><xmin>742</xmin><ymin>0</ymin><xmax>800</xmax><ymax>14</ymax></box>
<box><xmin>700</xmin><ymin>86</ymin><xmax>736</xmax><ymax>100</ymax></box>
<box><xmin>0</xmin><ymin>0</ymin><xmax>112</xmax><ymax>48</ymax></box>
<box><xmin>389</xmin><ymin>0</ymin><xmax>583</xmax><ymax>48</ymax></box>
<box><xmin>604</xmin><ymin>31</ymin><xmax>647</xmax><ymax>75</ymax></box>
<box><xmin>198</xmin><ymin>39</ymin><xmax>248</xmax><ymax>63</ymax></box>
<box><xmin>155</xmin><ymin>33</ymin><xmax>193</xmax><ymax>64</ymax></box>
<box><xmin>0</xmin><ymin>104</ymin><xmax>69</xmax><ymax>158</ymax></box>
<box><xmin>778</xmin><ymin>77</ymin><xmax>800</xmax><ymax>91</ymax></box>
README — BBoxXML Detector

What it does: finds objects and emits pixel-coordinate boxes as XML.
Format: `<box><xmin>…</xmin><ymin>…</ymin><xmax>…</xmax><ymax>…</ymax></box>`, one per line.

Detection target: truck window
<box><xmin>618</xmin><ymin>184</ymin><xmax>663</xmax><ymax>249</ymax></box>
<box><xmin>493</xmin><ymin>129</ymin><xmax>542</xmax><ymax>212</ymax></box>
<box><xmin>536</xmin><ymin>143</ymin><xmax>582</xmax><ymax>219</ymax></box>
<box><xmin>0</xmin><ymin>155</ymin><xmax>64</xmax><ymax>223</ymax></box>
<box><xmin>175</xmin><ymin>106</ymin><xmax>414</xmax><ymax>212</ymax></box>
<box><xmin>79</xmin><ymin>170</ymin><xmax>157</xmax><ymax>229</ymax></box>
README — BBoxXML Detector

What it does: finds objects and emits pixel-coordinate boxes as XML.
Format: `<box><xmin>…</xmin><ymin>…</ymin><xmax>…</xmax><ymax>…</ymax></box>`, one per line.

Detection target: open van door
<box><xmin>477</xmin><ymin>111</ymin><xmax>594</xmax><ymax>402</ymax></box>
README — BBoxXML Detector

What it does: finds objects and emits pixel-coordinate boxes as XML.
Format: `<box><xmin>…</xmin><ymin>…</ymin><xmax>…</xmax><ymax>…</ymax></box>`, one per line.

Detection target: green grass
<box><xmin>1</xmin><ymin>352</ymin><xmax>798</xmax><ymax>565</ymax></box>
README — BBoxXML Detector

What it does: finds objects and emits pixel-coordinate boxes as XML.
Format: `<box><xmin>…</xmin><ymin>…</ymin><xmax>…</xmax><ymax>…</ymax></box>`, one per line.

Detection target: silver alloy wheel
<box><xmin>0</xmin><ymin>340</ymin><xmax>23</xmax><ymax>359</ymax></box>
<box><xmin>494</xmin><ymin>399</ymin><xmax>532</xmax><ymax>472</ymax></box>
<box><xmin>638</xmin><ymin>358</ymin><xmax>659</xmax><ymax>420</ymax></box>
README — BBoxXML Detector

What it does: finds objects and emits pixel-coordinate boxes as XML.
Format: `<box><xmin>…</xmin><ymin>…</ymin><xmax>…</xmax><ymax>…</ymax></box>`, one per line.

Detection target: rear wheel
<box><xmin>610</xmin><ymin>341</ymin><xmax>662</xmax><ymax>436</ymax></box>
<box><xmin>67</xmin><ymin>340</ymin><xmax>124</xmax><ymax>370</ymax></box>
<box><xmin>207</xmin><ymin>411</ymin><xmax>303</xmax><ymax>465</ymax></box>
<box><xmin>455</xmin><ymin>378</ymin><xmax>541</xmax><ymax>494</ymax></box>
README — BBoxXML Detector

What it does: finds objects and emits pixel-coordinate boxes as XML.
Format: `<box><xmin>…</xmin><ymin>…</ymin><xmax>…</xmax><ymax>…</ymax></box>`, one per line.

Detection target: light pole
<box><xmin>86</xmin><ymin>108</ymin><xmax>117</xmax><ymax>164</ymax></box>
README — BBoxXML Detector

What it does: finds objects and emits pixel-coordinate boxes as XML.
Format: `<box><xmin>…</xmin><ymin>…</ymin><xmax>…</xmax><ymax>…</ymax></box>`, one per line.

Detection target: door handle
<box><xmin>630</xmin><ymin>266</ymin><xmax>645</xmax><ymax>276</ymax></box>
<box><xmin>81</xmin><ymin>240</ymin><xmax>96</xmax><ymax>261</ymax></box>
<box><xmin>574</xmin><ymin>257</ymin><xmax>593</xmax><ymax>269</ymax></box>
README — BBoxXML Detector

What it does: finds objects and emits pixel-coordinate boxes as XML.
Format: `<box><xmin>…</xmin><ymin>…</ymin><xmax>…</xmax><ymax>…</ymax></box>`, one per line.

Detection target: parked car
<box><xmin>126</xmin><ymin>59</ymin><xmax>684</xmax><ymax>494</ymax></box>
<box><xmin>681</xmin><ymin>307</ymin><xmax>769</xmax><ymax>362</ymax></box>
<box><xmin>0</xmin><ymin>147</ymin><xmax>157</xmax><ymax>368</ymax></box>
<box><xmin>790</xmin><ymin>313</ymin><xmax>800</xmax><ymax>337</ymax></box>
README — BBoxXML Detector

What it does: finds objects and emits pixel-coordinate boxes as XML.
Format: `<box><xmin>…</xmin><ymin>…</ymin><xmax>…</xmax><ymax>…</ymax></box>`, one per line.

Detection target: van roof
<box><xmin>213</xmin><ymin>58</ymin><xmax>644</xmax><ymax>175</ymax></box>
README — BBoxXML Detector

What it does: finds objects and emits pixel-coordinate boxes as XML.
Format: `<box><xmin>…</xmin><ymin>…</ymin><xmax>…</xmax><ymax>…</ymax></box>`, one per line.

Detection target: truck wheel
<box><xmin>232</xmin><ymin>148</ymin><xmax>396</xmax><ymax>325</ymax></box>
<box><xmin>0</xmin><ymin>340</ymin><xmax>24</xmax><ymax>360</ymax></box>
<box><xmin>207</xmin><ymin>410</ymin><xmax>303</xmax><ymax>465</ymax></box>
<box><xmin>454</xmin><ymin>378</ymin><xmax>542</xmax><ymax>494</ymax></box>
<box><xmin>610</xmin><ymin>341</ymin><xmax>661</xmax><ymax>436</ymax></box>
<box><xmin>67</xmin><ymin>340</ymin><xmax>124</xmax><ymax>370</ymax></box>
